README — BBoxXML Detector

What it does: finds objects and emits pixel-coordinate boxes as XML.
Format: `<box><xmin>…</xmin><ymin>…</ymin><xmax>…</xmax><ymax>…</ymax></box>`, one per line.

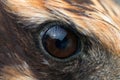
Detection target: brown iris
<box><xmin>42</xmin><ymin>25</ymin><xmax>79</xmax><ymax>59</ymax></box>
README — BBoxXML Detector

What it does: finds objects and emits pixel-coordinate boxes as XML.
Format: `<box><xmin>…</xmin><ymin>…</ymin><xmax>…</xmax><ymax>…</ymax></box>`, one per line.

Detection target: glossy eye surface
<box><xmin>39</xmin><ymin>21</ymin><xmax>81</xmax><ymax>60</ymax></box>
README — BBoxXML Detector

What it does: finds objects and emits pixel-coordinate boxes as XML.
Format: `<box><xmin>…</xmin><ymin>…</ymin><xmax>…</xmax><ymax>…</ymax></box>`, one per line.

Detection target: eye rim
<box><xmin>36</xmin><ymin>21</ymin><xmax>84</xmax><ymax>62</ymax></box>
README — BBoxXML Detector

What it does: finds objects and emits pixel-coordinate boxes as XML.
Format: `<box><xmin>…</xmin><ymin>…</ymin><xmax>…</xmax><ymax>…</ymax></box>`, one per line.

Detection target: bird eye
<box><xmin>37</xmin><ymin>21</ymin><xmax>82</xmax><ymax>61</ymax></box>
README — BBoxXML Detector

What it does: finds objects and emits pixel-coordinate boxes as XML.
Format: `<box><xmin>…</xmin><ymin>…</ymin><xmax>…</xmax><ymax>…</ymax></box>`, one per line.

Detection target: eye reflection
<box><xmin>46</xmin><ymin>26</ymin><xmax>67</xmax><ymax>41</ymax></box>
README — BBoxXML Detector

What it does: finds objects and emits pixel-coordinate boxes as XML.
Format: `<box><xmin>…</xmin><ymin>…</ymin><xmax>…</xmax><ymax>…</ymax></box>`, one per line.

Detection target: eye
<box><xmin>37</xmin><ymin>21</ymin><xmax>82</xmax><ymax>61</ymax></box>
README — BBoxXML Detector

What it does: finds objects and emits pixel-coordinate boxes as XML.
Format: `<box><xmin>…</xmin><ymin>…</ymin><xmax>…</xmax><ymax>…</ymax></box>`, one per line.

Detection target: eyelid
<box><xmin>20</xmin><ymin>20</ymin><xmax>90</xmax><ymax>45</ymax></box>
<box><xmin>23</xmin><ymin>20</ymin><xmax>76</xmax><ymax>32</ymax></box>
<box><xmin>30</xmin><ymin>21</ymin><xmax>84</xmax><ymax>62</ymax></box>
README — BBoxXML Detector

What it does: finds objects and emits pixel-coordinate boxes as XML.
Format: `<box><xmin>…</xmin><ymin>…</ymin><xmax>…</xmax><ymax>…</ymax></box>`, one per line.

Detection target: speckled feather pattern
<box><xmin>0</xmin><ymin>0</ymin><xmax>120</xmax><ymax>80</ymax></box>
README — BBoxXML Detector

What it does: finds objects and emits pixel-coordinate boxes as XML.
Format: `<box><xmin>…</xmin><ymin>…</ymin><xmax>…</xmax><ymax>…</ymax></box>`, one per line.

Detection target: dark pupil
<box><xmin>42</xmin><ymin>25</ymin><xmax>78</xmax><ymax>58</ymax></box>
<box><xmin>56</xmin><ymin>37</ymin><xmax>68</xmax><ymax>49</ymax></box>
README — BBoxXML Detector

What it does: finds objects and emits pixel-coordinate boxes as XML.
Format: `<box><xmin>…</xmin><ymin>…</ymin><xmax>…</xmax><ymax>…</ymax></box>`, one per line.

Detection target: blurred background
<box><xmin>115</xmin><ymin>0</ymin><xmax>120</xmax><ymax>4</ymax></box>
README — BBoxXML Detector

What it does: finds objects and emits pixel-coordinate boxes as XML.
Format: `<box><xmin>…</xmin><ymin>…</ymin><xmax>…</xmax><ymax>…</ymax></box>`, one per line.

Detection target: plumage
<box><xmin>0</xmin><ymin>0</ymin><xmax>120</xmax><ymax>80</ymax></box>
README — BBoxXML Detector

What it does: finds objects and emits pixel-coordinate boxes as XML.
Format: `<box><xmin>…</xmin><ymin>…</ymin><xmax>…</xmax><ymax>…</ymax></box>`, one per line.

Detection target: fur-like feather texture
<box><xmin>1</xmin><ymin>0</ymin><xmax>120</xmax><ymax>53</ymax></box>
<box><xmin>0</xmin><ymin>0</ymin><xmax>120</xmax><ymax>80</ymax></box>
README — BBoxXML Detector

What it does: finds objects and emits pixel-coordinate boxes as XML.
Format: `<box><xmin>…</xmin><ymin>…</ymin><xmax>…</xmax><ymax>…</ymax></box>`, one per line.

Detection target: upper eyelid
<box><xmin>27</xmin><ymin>21</ymin><xmax>92</xmax><ymax>45</ymax></box>
<box><xmin>17</xmin><ymin>18</ymin><xmax>91</xmax><ymax>40</ymax></box>
<box><xmin>22</xmin><ymin>19</ymin><xmax>96</xmax><ymax>45</ymax></box>
<box><xmin>19</xmin><ymin>20</ymin><xmax>76</xmax><ymax>31</ymax></box>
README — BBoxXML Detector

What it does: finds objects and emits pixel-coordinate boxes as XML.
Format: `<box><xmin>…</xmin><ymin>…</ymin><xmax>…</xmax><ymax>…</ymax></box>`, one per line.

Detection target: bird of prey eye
<box><xmin>0</xmin><ymin>0</ymin><xmax>120</xmax><ymax>80</ymax></box>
